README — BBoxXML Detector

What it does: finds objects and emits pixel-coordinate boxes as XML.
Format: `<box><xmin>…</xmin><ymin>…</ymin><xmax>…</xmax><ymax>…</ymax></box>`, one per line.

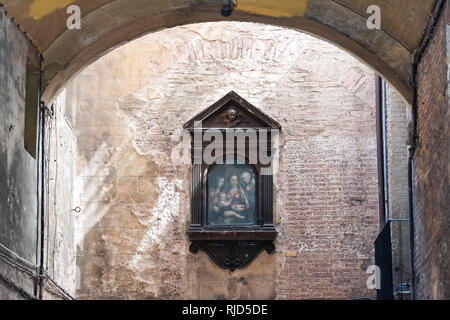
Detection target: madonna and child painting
<box><xmin>207</xmin><ymin>163</ymin><xmax>257</xmax><ymax>225</ymax></box>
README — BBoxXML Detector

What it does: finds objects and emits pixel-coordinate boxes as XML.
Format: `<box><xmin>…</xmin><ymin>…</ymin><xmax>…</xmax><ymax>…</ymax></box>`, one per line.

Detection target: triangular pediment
<box><xmin>183</xmin><ymin>91</ymin><xmax>281</xmax><ymax>130</ymax></box>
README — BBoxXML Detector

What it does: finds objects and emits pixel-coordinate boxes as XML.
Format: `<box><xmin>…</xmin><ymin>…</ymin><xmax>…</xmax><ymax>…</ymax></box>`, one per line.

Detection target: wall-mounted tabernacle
<box><xmin>184</xmin><ymin>91</ymin><xmax>281</xmax><ymax>271</ymax></box>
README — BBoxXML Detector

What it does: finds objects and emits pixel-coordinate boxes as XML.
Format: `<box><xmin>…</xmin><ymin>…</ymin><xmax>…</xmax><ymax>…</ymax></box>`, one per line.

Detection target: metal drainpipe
<box><xmin>38</xmin><ymin>55</ymin><xmax>46</xmax><ymax>300</ymax></box>
<box><xmin>376</xmin><ymin>75</ymin><xmax>393</xmax><ymax>300</ymax></box>
<box><xmin>375</xmin><ymin>75</ymin><xmax>387</xmax><ymax>227</ymax></box>
<box><xmin>381</xmin><ymin>79</ymin><xmax>390</xmax><ymax>223</ymax></box>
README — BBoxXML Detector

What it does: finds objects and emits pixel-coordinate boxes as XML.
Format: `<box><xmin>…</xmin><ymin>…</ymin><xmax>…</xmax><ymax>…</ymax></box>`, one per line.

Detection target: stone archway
<box><xmin>1</xmin><ymin>0</ymin><xmax>436</xmax><ymax>104</ymax></box>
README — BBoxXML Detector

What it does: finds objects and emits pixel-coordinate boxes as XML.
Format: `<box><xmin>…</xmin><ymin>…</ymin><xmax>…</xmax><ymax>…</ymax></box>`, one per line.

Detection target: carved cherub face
<box><xmin>227</xmin><ymin>109</ymin><xmax>238</xmax><ymax>122</ymax></box>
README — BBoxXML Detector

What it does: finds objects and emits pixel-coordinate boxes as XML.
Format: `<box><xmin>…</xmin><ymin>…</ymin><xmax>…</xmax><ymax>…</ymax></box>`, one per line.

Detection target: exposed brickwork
<box><xmin>414</xmin><ymin>1</ymin><xmax>449</xmax><ymax>300</ymax></box>
<box><xmin>65</xmin><ymin>22</ymin><xmax>379</xmax><ymax>300</ymax></box>
<box><xmin>276</xmin><ymin>137</ymin><xmax>378</xmax><ymax>299</ymax></box>
<box><xmin>385</xmin><ymin>84</ymin><xmax>411</xmax><ymax>296</ymax></box>
<box><xmin>386</xmin><ymin>86</ymin><xmax>409</xmax><ymax>222</ymax></box>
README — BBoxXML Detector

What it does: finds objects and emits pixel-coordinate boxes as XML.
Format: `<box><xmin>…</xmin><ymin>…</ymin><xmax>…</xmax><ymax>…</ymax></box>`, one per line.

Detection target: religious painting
<box><xmin>207</xmin><ymin>160</ymin><xmax>257</xmax><ymax>226</ymax></box>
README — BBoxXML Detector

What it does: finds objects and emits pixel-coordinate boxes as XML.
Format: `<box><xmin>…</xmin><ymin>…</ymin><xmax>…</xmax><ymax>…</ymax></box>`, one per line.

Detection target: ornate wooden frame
<box><xmin>184</xmin><ymin>91</ymin><xmax>281</xmax><ymax>271</ymax></box>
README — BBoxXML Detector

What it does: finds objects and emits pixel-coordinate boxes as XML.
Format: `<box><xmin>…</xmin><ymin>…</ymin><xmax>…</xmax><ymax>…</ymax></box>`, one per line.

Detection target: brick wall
<box><xmin>385</xmin><ymin>84</ymin><xmax>411</xmax><ymax>297</ymax></box>
<box><xmin>414</xmin><ymin>1</ymin><xmax>449</xmax><ymax>300</ymax></box>
<box><xmin>66</xmin><ymin>22</ymin><xmax>379</xmax><ymax>299</ymax></box>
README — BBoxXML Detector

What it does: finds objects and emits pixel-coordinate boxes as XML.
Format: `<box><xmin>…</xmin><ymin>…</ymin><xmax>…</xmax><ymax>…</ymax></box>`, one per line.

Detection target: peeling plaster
<box><xmin>75</xmin><ymin>142</ymin><xmax>115</xmax><ymax>246</ymax></box>
<box><xmin>129</xmin><ymin>177</ymin><xmax>182</xmax><ymax>276</ymax></box>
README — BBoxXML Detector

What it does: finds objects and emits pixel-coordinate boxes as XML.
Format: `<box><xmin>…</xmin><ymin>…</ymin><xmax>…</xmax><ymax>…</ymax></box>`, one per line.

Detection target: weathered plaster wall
<box><xmin>68</xmin><ymin>22</ymin><xmax>379</xmax><ymax>300</ymax></box>
<box><xmin>43</xmin><ymin>90</ymin><xmax>78</xmax><ymax>298</ymax></box>
<box><xmin>0</xmin><ymin>7</ymin><xmax>39</xmax><ymax>299</ymax></box>
<box><xmin>0</xmin><ymin>7</ymin><xmax>78</xmax><ymax>299</ymax></box>
<box><xmin>414</xmin><ymin>1</ymin><xmax>449</xmax><ymax>300</ymax></box>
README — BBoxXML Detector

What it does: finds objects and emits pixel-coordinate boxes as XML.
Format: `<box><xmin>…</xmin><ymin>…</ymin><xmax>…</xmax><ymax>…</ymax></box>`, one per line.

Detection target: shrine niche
<box><xmin>183</xmin><ymin>91</ymin><xmax>281</xmax><ymax>271</ymax></box>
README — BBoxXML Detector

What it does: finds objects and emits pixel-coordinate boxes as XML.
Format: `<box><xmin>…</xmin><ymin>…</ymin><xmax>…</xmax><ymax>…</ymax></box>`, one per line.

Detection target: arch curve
<box><xmin>2</xmin><ymin>0</ymin><xmax>435</xmax><ymax>104</ymax></box>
